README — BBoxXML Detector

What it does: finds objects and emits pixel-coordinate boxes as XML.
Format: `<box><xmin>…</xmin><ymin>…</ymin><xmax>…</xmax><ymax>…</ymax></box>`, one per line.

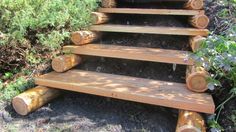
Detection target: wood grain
<box><xmin>98</xmin><ymin>8</ymin><xmax>203</xmax><ymax>16</ymax></box>
<box><xmin>90</xmin><ymin>25</ymin><xmax>209</xmax><ymax>36</ymax></box>
<box><xmin>35</xmin><ymin>69</ymin><xmax>215</xmax><ymax>114</ymax></box>
<box><xmin>63</xmin><ymin>44</ymin><xmax>194</xmax><ymax>65</ymax></box>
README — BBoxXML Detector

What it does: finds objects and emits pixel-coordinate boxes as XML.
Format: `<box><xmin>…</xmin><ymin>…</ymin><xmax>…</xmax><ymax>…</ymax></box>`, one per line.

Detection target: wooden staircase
<box><xmin>13</xmin><ymin>0</ymin><xmax>214</xmax><ymax>131</ymax></box>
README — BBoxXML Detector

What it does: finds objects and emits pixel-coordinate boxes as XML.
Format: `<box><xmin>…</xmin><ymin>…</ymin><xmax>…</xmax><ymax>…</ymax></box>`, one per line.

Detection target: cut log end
<box><xmin>176</xmin><ymin>110</ymin><xmax>206</xmax><ymax>132</ymax></box>
<box><xmin>92</xmin><ymin>12</ymin><xmax>110</xmax><ymax>25</ymax></box>
<box><xmin>186</xmin><ymin>66</ymin><xmax>209</xmax><ymax>92</ymax></box>
<box><xmin>185</xmin><ymin>0</ymin><xmax>204</xmax><ymax>10</ymax></box>
<box><xmin>190</xmin><ymin>14</ymin><xmax>209</xmax><ymax>29</ymax></box>
<box><xmin>52</xmin><ymin>54</ymin><xmax>81</xmax><ymax>73</ymax></box>
<box><xmin>12</xmin><ymin>86</ymin><xmax>60</xmax><ymax>116</ymax></box>
<box><xmin>71</xmin><ymin>31</ymin><xmax>101</xmax><ymax>45</ymax></box>
<box><xmin>190</xmin><ymin>36</ymin><xmax>206</xmax><ymax>52</ymax></box>
<box><xmin>102</xmin><ymin>0</ymin><xmax>116</xmax><ymax>8</ymax></box>
<box><xmin>12</xmin><ymin>96</ymin><xmax>29</xmax><ymax>116</ymax></box>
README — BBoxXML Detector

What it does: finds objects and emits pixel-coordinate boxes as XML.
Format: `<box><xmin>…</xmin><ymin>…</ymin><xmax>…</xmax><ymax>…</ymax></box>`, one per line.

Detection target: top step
<box><xmin>35</xmin><ymin>69</ymin><xmax>215</xmax><ymax>114</ymax></box>
<box><xmin>102</xmin><ymin>0</ymin><xmax>205</xmax><ymax>10</ymax></box>
<box><xmin>98</xmin><ymin>8</ymin><xmax>204</xmax><ymax>16</ymax></box>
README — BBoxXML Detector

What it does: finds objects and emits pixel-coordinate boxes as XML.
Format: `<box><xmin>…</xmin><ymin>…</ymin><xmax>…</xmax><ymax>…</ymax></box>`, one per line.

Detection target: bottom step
<box><xmin>35</xmin><ymin>70</ymin><xmax>215</xmax><ymax>114</ymax></box>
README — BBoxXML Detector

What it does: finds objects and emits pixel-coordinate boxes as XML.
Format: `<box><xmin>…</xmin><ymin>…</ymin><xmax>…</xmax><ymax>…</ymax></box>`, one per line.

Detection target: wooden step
<box><xmin>63</xmin><ymin>44</ymin><xmax>194</xmax><ymax>65</ymax></box>
<box><xmin>98</xmin><ymin>8</ymin><xmax>203</xmax><ymax>16</ymax></box>
<box><xmin>90</xmin><ymin>25</ymin><xmax>209</xmax><ymax>36</ymax></box>
<box><xmin>35</xmin><ymin>70</ymin><xmax>215</xmax><ymax>114</ymax></box>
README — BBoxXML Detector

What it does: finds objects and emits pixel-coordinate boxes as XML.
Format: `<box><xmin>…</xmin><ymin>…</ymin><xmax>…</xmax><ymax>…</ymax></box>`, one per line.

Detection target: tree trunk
<box><xmin>102</xmin><ymin>0</ymin><xmax>117</xmax><ymax>8</ymax></box>
<box><xmin>190</xmin><ymin>14</ymin><xmax>209</xmax><ymax>29</ymax></box>
<box><xmin>189</xmin><ymin>36</ymin><xmax>206</xmax><ymax>52</ymax></box>
<box><xmin>176</xmin><ymin>110</ymin><xmax>206</xmax><ymax>132</ymax></box>
<box><xmin>184</xmin><ymin>0</ymin><xmax>204</xmax><ymax>10</ymax></box>
<box><xmin>12</xmin><ymin>86</ymin><xmax>60</xmax><ymax>116</ymax></box>
<box><xmin>71</xmin><ymin>31</ymin><xmax>101</xmax><ymax>45</ymax></box>
<box><xmin>92</xmin><ymin>12</ymin><xmax>110</xmax><ymax>24</ymax></box>
<box><xmin>186</xmin><ymin>66</ymin><xmax>209</xmax><ymax>92</ymax></box>
<box><xmin>52</xmin><ymin>54</ymin><xmax>81</xmax><ymax>73</ymax></box>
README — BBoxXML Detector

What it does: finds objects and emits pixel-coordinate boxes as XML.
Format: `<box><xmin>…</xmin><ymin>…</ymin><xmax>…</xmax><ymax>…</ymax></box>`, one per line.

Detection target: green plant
<box><xmin>0</xmin><ymin>77</ymin><xmax>34</xmax><ymax>101</ymax></box>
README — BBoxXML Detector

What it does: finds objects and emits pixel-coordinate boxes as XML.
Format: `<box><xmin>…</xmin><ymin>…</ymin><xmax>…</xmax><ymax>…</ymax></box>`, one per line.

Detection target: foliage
<box><xmin>0</xmin><ymin>77</ymin><xmax>34</xmax><ymax>101</ymax></box>
<box><xmin>0</xmin><ymin>0</ymin><xmax>98</xmax><ymax>48</ymax></box>
<box><xmin>0</xmin><ymin>0</ymin><xmax>98</xmax><ymax>72</ymax></box>
<box><xmin>194</xmin><ymin>0</ymin><xmax>236</xmax><ymax>130</ymax></box>
<box><xmin>0</xmin><ymin>0</ymin><xmax>98</xmax><ymax>101</ymax></box>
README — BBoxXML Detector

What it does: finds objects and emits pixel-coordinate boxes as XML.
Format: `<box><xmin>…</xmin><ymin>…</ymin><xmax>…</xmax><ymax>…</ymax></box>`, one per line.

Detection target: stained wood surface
<box><xmin>90</xmin><ymin>25</ymin><xmax>209</xmax><ymax>36</ymax></box>
<box><xmin>35</xmin><ymin>69</ymin><xmax>215</xmax><ymax>114</ymax></box>
<box><xmin>98</xmin><ymin>8</ymin><xmax>203</xmax><ymax>16</ymax></box>
<box><xmin>63</xmin><ymin>44</ymin><xmax>194</xmax><ymax>65</ymax></box>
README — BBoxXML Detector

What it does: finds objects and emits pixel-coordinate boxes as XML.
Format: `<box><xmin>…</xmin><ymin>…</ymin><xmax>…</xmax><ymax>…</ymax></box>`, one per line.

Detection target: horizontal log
<box><xmin>176</xmin><ymin>110</ymin><xmax>206</xmax><ymax>132</ymax></box>
<box><xmin>186</xmin><ymin>66</ymin><xmax>209</xmax><ymax>92</ymax></box>
<box><xmin>12</xmin><ymin>86</ymin><xmax>60</xmax><ymax>115</ymax></box>
<box><xmin>184</xmin><ymin>0</ymin><xmax>204</xmax><ymax>10</ymax></box>
<box><xmin>190</xmin><ymin>14</ymin><xmax>209</xmax><ymax>29</ymax></box>
<box><xmin>71</xmin><ymin>31</ymin><xmax>101</xmax><ymax>45</ymax></box>
<box><xmin>102</xmin><ymin>0</ymin><xmax>116</xmax><ymax>8</ymax></box>
<box><xmin>190</xmin><ymin>36</ymin><xmax>206</xmax><ymax>52</ymax></box>
<box><xmin>52</xmin><ymin>54</ymin><xmax>81</xmax><ymax>72</ymax></box>
<box><xmin>92</xmin><ymin>12</ymin><xmax>110</xmax><ymax>24</ymax></box>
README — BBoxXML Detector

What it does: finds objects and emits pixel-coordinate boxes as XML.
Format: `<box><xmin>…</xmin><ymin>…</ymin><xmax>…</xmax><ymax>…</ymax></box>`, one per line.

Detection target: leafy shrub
<box><xmin>0</xmin><ymin>0</ymin><xmax>98</xmax><ymax>101</ymax></box>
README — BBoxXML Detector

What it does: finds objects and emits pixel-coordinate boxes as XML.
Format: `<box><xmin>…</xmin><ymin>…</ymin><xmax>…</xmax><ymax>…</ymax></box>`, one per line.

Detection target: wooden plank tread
<box><xmin>35</xmin><ymin>70</ymin><xmax>215</xmax><ymax>114</ymax></box>
<box><xmin>90</xmin><ymin>25</ymin><xmax>209</xmax><ymax>36</ymax></box>
<box><xmin>63</xmin><ymin>44</ymin><xmax>194</xmax><ymax>65</ymax></box>
<box><xmin>98</xmin><ymin>8</ymin><xmax>203</xmax><ymax>16</ymax></box>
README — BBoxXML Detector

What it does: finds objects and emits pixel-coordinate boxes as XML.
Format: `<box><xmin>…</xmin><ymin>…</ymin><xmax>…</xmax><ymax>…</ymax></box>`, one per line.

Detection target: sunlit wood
<box><xmin>176</xmin><ymin>110</ymin><xmax>206</xmax><ymax>132</ymax></box>
<box><xmin>52</xmin><ymin>54</ymin><xmax>81</xmax><ymax>72</ymax></box>
<box><xmin>12</xmin><ymin>86</ymin><xmax>60</xmax><ymax>115</ymax></box>
<box><xmin>186</xmin><ymin>66</ymin><xmax>209</xmax><ymax>92</ymax></box>
<box><xmin>35</xmin><ymin>69</ymin><xmax>215</xmax><ymax>114</ymax></box>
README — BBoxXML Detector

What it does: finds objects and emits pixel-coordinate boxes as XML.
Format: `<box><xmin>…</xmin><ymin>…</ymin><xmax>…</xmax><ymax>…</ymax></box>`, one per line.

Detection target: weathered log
<box><xmin>52</xmin><ymin>54</ymin><xmax>81</xmax><ymax>73</ymax></box>
<box><xmin>190</xmin><ymin>36</ymin><xmax>206</xmax><ymax>52</ymax></box>
<box><xmin>184</xmin><ymin>0</ymin><xmax>204</xmax><ymax>10</ymax></box>
<box><xmin>102</xmin><ymin>0</ymin><xmax>116</xmax><ymax>8</ymax></box>
<box><xmin>176</xmin><ymin>110</ymin><xmax>206</xmax><ymax>132</ymax></box>
<box><xmin>190</xmin><ymin>14</ymin><xmax>209</xmax><ymax>29</ymax></box>
<box><xmin>12</xmin><ymin>86</ymin><xmax>60</xmax><ymax>116</ymax></box>
<box><xmin>92</xmin><ymin>12</ymin><xmax>110</xmax><ymax>25</ymax></box>
<box><xmin>71</xmin><ymin>31</ymin><xmax>101</xmax><ymax>45</ymax></box>
<box><xmin>186</xmin><ymin>66</ymin><xmax>209</xmax><ymax>92</ymax></box>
